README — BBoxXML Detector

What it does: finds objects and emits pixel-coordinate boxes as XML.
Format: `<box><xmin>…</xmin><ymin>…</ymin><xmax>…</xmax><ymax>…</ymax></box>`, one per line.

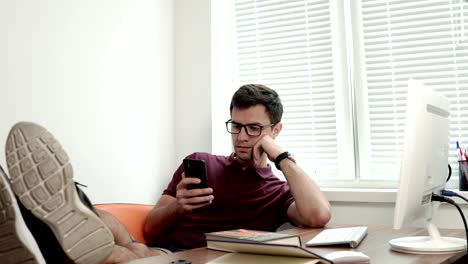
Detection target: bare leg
<box><xmin>96</xmin><ymin>209</ymin><xmax>165</xmax><ymax>264</ymax></box>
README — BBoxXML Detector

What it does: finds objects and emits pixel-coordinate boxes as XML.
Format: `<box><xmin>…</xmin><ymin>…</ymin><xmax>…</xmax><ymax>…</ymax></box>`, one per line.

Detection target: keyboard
<box><xmin>305</xmin><ymin>226</ymin><xmax>368</xmax><ymax>248</ymax></box>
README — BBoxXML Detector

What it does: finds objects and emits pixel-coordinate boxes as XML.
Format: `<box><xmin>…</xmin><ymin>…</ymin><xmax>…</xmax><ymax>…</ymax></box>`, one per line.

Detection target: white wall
<box><xmin>0</xmin><ymin>0</ymin><xmax>175</xmax><ymax>204</ymax></box>
<box><xmin>329</xmin><ymin>202</ymin><xmax>466</xmax><ymax>229</ymax></box>
<box><xmin>325</xmin><ymin>190</ymin><xmax>468</xmax><ymax>229</ymax></box>
<box><xmin>210</xmin><ymin>0</ymin><xmax>237</xmax><ymax>155</ymax></box>
<box><xmin>174</xmin><ymin>0</ymin><xmax>212</xmax><ymax>163</ymax></box>
<box><xmin>174</xmin><ymin>0</ymin><xmax>236</xmax><ymax>162</ymax></box>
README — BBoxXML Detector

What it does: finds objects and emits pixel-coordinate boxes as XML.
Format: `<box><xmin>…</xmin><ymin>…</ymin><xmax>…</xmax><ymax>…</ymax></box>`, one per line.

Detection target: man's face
<box><xmin>230</xmin><ymin>104</ymin><xmax>278</xmax><ymax>163</ymax></box>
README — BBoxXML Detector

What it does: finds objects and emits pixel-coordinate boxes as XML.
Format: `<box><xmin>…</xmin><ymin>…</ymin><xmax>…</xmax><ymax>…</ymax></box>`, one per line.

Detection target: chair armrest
<box><xmin>94</xmin><ymin>203</ymin><xmax>153</xmax><ymax>244</ymax></box>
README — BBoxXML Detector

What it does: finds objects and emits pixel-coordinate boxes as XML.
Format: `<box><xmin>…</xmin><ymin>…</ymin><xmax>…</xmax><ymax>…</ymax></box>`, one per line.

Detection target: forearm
<box><xmin>144</xmin><ymin>199</ymin><xmax>185</xmax><ymax>242</ymax></box>
<box><xmin>144</xmin><ymin>179</ymin><xmax>215</xmax><ymax>242</ymax></box>
<box><xmin>281</xmin><ymin>159</ymin><xmax>331</xmax><ymax>227</ymax></box>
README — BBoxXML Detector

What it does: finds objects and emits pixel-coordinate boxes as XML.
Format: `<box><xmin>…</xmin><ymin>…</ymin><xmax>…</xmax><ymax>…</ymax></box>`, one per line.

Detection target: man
<box><xmin>0</xmin><ymin>84</ymin><xmax>331</xmax><ymax>263</ymax></box>
<box><xmin>0</xmin><ymin>122</ymin><xmax>164</xmax><ymax>264</ymax></box>
<box><xmin>144</xmin><ymin>84</ymin><xmax>331</xmax><ymax>250</ymax></box>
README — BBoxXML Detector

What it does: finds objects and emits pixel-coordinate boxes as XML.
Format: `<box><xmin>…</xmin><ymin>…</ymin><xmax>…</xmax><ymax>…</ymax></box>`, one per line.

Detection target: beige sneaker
<box><xmin>0</xmin><ymin>166</ymin><xmax>46</xmax><ymax>264</ymax></box>
<box><xmin>5</xmin><ymin>122</ymin><xmax>114</xmax><ymax>264</ymax></box>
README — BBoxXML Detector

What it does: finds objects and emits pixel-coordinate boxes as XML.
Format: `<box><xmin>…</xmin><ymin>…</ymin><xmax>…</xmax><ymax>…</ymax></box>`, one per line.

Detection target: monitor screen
<box><xmin>390</xmin><ymin>79</ymin><xmax>466</xmax><ymax>254</ymax></box>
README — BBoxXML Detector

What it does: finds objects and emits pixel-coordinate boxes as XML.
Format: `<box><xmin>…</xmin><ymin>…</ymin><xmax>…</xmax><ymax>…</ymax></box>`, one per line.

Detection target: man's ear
<box><xmin>272</xmin><ymin>122</ymin><xmax>283</xmax><ymax>139</ymax></box>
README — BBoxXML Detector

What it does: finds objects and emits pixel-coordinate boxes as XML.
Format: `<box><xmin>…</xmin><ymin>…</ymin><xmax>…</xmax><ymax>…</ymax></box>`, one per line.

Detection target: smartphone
<box><xmin>183</xmin><ymin>158</ymin><xmax>209</xmax><ymax>190</ymax></box>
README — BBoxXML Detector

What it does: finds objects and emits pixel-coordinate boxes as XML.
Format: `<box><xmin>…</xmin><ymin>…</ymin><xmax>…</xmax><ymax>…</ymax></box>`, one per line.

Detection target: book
<box><xmin>207</xmin><ymin>252</ymin><xmax>330</xmax><ymax>264</ymax></box>
<box><xmin>205</xmin><ymin>229</ymin><xmax>301</xmax><ymax>247</ymax></box>
<box><xmin>205</xmin><ymin>240</ymin><xmax>332</xmax><ymax>264</ymax></box>
<box><xmin>305</xmin><ymin>226</ymin><xmax>368</xmax><ymax>248</ymax></box>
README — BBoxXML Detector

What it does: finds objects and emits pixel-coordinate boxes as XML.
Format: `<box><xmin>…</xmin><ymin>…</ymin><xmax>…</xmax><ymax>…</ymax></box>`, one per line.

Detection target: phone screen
<box><xmin>183</xmin><ymin>158</ymin><xmax>209</xmax><ymax>190</ymax></box>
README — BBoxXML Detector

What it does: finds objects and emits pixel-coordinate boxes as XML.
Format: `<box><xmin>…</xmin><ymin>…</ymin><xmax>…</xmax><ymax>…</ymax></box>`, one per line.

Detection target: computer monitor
<box><xmin>389</xmin><ymin>79</ymin><xmax>466</xmax><ymax>254</ymax></box>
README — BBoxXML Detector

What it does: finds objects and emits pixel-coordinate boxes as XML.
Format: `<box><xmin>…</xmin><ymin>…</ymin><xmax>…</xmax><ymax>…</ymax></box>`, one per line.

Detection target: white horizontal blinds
<box><xmin>359</xmin><ymin>0</ymin><xmax>468</xmax><ymax>181</ymax></box>
<box><xmin>451</xmin><ymin>1</ymin><xmax>468</xmax><ymax>185</ymax></box>
<box><xmin>234</xmin><ymin>0</ymin><xmax>340</xmax><ymax>179</ymax></box>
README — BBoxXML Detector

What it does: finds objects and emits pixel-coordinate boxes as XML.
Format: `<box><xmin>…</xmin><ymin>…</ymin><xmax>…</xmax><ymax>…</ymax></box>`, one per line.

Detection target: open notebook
<box><xmin>206</xmin><ymin>240</ymin><xmax>332</xmax><ymax>264</ymax></box>
<box><xmin>208</xmin><ymin>253</ymin><xmax>329</xmax><ymax>264</ymax></box>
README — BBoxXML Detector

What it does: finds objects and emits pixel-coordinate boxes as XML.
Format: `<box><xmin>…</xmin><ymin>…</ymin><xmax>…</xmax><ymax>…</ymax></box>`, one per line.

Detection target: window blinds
<box><xmin>355</xmin><ymin>0</ymin><xmax>468</xmax><ymax>183</ymax></box>
<box><xmin>234</xmin><ymin>0</ymin><xmax>347</xmax><ymax>180</ymax></box>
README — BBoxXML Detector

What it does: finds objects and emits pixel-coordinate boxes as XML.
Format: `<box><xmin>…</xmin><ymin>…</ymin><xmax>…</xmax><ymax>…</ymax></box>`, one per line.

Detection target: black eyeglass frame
<box><xmin>225</xmin><ymin>119</ymin><xmax>276</xmax><ymax>136</ymax></box>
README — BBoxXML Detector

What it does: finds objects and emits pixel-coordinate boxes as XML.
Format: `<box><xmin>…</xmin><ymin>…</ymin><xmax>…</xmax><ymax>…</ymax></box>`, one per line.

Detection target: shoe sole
<box><xmin>5</xmin><ymin>122</ymin><xmax>114</xmax><ymax>264</ymax></box>
<box><xmin>0</xmin><ymin>169</ymin><xmax>45</xmax><ymax>264</ymax></box>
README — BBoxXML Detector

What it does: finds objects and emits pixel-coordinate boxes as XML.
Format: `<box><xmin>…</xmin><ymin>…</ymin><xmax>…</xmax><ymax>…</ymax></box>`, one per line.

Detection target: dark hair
<box><xmin>230</xmin><ymin>84</ymin><xmax>283</xmax><ymax>124</ymax></box>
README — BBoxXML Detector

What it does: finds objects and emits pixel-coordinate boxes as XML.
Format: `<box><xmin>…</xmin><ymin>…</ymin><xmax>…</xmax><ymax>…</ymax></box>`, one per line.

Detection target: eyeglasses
<box><xmin>225</xmin><ymin>119</ymin><xmax>276</xmax><ymax>136</ymax></box>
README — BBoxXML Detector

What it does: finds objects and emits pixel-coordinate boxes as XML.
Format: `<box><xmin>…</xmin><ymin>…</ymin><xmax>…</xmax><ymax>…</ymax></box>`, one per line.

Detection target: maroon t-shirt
<box><xmin>155</xmin><ymin>152</ymin><xmax>294</xmax><ymax>249</ymax></box>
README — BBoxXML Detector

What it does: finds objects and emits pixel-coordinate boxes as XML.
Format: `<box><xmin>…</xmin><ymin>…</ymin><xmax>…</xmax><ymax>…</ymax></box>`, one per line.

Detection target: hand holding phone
<box><xmin>183</xmin><ymin>158</ymin><xmax>209</xmax><ymax>190</ymax></box>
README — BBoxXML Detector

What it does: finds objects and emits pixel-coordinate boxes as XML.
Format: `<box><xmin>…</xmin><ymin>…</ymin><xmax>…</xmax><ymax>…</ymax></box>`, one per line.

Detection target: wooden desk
<box><xmin>128</xmin><ymin>225</ymin><xmax>467</xmax><ymax>264</ymax></box>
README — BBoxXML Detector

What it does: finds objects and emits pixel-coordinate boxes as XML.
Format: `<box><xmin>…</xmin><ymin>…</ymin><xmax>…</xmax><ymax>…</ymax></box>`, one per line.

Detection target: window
<box><xmin>232</xmin><ymin>0</ymin><xmax>468</xmax><ymax>188</ymax></box>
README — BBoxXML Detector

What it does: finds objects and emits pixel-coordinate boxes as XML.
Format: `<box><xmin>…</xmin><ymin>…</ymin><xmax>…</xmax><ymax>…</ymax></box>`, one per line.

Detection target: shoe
<box><xmin>5</xmin><ymin>122</ymin><xmax>115</xmax><ymax>264</ymax></box>
<box><xmin>2</xmin><ymin>169</ymin><xmax>100</xmax><ymax>263</ymax></box>
<box><xmin>0</xmin><ymin>165</ymin><xmax>46</xmax><ymax>264</ymax></box>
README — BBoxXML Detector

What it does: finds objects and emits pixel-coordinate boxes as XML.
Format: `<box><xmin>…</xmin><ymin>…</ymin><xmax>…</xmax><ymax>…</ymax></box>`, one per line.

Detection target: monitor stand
<box><xmin>389</xmin><ymin>222</ymin><xmax>466</xmax><ymax>254</ymax></box>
